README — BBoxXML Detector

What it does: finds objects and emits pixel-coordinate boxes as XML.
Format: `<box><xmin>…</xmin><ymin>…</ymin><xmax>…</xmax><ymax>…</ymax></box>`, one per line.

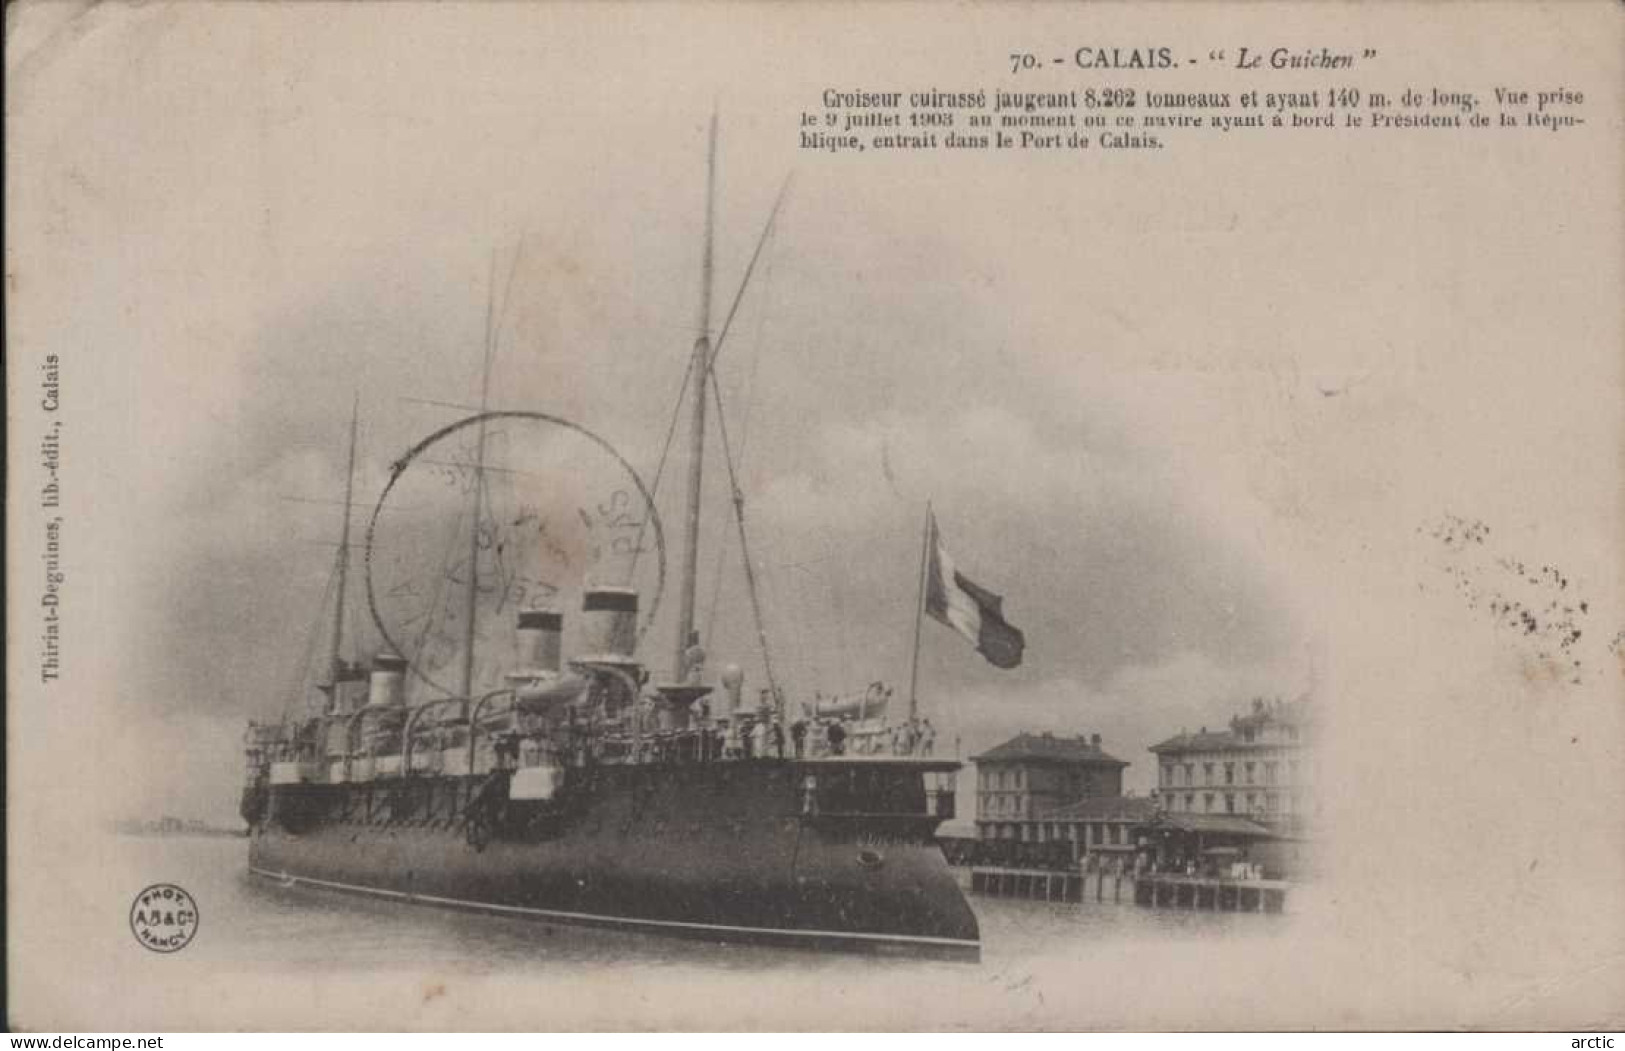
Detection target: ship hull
<box><xmin>248</xmin><ymin>761</ymin><xmax>980</xmax><ymax>960</ymax></box>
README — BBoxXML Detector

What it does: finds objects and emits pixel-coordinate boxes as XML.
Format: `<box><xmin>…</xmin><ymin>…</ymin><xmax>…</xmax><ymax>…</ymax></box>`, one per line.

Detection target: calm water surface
<box><xmin>134</xmin><ymin>836</ymin><xmax>1285</xmax><ymax>978</ymax></box>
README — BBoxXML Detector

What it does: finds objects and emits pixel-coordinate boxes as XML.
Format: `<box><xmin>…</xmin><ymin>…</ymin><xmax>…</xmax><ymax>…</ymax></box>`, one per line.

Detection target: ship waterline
<box><xmin>248</xmin><ymin>759</ymin><xmax>979</xmax><ymax>960</ymax></box>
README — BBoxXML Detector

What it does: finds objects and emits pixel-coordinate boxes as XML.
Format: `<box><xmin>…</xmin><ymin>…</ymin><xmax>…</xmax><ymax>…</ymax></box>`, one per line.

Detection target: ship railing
<box><xmin>400</xmin><ymin>696</ymin><xmax>469</xmax><ymax>777</ymax></box>
<box><xmin>466</xmin><ymin>688</ymin><xmax>518</xmax><ymax>776</ymax></box>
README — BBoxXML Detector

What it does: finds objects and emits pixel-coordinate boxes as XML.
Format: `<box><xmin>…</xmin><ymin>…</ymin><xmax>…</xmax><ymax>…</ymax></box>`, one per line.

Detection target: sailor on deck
<box><xmin>827</xmin><ymin>718</ymin><xmax>847</xmax><ymax>757</ymax></box>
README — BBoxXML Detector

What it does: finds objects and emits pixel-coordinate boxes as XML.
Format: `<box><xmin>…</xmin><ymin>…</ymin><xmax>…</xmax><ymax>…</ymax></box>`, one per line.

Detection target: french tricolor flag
<box><xmin>924</xmin><ymin>512</ymin><xmax>1026</xmax><ymax>669</ymax></box>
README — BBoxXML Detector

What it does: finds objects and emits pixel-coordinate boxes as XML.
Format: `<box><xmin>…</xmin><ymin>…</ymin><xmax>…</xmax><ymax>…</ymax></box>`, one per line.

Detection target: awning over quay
<box><xmin>1143</xmin><ymin>814</ymin><xmax>1275</xmax><ymax>838</ymax></box>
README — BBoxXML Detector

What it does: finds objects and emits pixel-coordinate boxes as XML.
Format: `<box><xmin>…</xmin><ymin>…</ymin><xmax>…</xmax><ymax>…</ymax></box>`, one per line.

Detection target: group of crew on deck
<box><xmin>258</xmin><ymin>645</ymin><xmax>944</xmax><ymax>777</ymax></box>
<box><xmin>492</xmin><ymin>694</ymin><xmax>939</xmax><ymax>770</ymax></box>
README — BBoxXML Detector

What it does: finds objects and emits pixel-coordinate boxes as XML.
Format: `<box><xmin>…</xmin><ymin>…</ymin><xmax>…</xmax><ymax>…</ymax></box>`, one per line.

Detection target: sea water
<box><xmin>36</xmin><ymin>835</ymin><xmax>1293</xmax><ymax>1029</ymax></box>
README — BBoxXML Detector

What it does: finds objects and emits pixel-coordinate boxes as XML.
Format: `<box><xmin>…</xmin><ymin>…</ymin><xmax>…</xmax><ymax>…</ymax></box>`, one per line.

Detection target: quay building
<box><xmin>1148</xmin><ymin>697</ymin><xmax>1313</xmax><ymax>837</ymax></box>
<box><xmin>970</xmin><ymin>732</ymin><xmax>1154</xmax><ymax>864</ymax></box>
<box><xmin>1141</xmin><ymin>697</ymin><xmax>1315</xmax><ymax>878</ymax></box>
<box><xmin>964</xmin><ymin>698</ymin><xmax>1315</xmax><ymax>877</ymax></box>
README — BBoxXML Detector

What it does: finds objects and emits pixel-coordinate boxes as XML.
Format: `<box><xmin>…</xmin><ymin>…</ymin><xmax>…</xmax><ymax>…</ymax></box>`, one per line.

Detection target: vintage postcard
<box><xmin>6</xmin><ymin>0</ymin><xmax>1622</xmax><ymax>1032</ymax></box>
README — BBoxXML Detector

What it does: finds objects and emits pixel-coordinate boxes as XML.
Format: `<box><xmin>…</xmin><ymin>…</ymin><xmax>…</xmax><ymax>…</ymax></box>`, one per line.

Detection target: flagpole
<box><xmin>906</xmin><ymin>500</ymin><xmax>933</xmax><ymax>724</ymax></box>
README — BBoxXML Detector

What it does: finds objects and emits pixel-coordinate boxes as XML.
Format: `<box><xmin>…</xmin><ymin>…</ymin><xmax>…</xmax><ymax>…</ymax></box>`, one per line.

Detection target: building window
<box><xmin>1183</xmin><ymin>763</ymin><xmax>1195</xmax><ymax>785</ymax></box>
<box><xmin>1204</xmin><ymin>793</ymin><xmax>1214</xmax><ymax>812</ymax></box>
<box><xmin>1244</xmin><ymin>762</ymin><xmax>1255</xmax><ymax>784</ymax></box>
<box><xmin>1224</xmin><ymin>763</ymin><xmax>1235</xmax><ymax>785</ymax></box>
<box><xmin>1161</xmin><ymin>763</ymin><xmax>1172</xmax><ymax>787</ymax></box>
<box><xmin>1265</xmin><ymin>762</ymin><xmax>1278</xmax><ymax>785</ymax></box>
<box><xmin>1184</xmin><ymin>793</ymin><xmax>1194</xmax><ymax>811</ymax></box>
<box><xmin>1203</xmin><ymin>763</ymin><xmax>1214</xmax><ymax>785</ymax></box>
<box><xmin>1225</xmin><ymin>793</ymin><xmax>1235</xmax><ymax>814</ymax></box>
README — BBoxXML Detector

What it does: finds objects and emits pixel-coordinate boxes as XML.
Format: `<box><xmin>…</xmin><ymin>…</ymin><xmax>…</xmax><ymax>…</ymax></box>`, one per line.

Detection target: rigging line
<box><xmin>701</xmin><ymin>392</ymin><xmax>738</xmax><ymax>639</ymax></box>
<box><xmin>457</xmin><ymin>243</ymin><xmax>520</xmax><ymax>701</ymax></box>
<box><xmin>702</xmin><ymin>216</ymin><xmax>783</xmax><ymax>641</ymax></box>
<box><xmin>706</xmin><ymin>366</ymin><xmax>782</xmax><ymax>705</ymax></box>
<box><xmin>734</xmin><ymin>219</ymin><xmax>780</xmax><ymax>469</ymax></box>
<box><xmin>632</xmin><ymin>178</ymin><xmax>790</xmax><ymax>609</ymax></box>
<box><xmin>409</xmin><ymin>497</ymin><xmax>472</xmax><ymax>695</ymax></box>
<box><xmin>697</xmin><ymin>181</ymin><xmax>788</xmax><ymax>645</ymax></box>
<box><xmin>283</xmin><ymin>555</ymin><xmax>340</xmax><ymax>721</ymax></box>
<box><xmin>626</xmin><ymin>350</ymin><xmax>696</xmax><ymax>579</ymax></box>
<box><xmin>704</xmin><ymin>174</ymin><xmax>793</xmax><ymax>375</ymax></box>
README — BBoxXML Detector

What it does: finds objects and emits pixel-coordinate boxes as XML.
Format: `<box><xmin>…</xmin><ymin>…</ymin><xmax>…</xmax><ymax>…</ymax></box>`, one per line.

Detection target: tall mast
<box><xmin>675</xmin><ymin>113</ymin><xmax>718</xmax><ymax>680</ymax></box>
<box><xmin>461</xmin><ymin>251</ymin><xmax>499</xmax><ymax>700</ymax></box>
<box><xmin>906</xmin><ymin>501</ymin><xmax>934</xmax><ymax>723</ymax></box>
<box><xmin>325</xmin><ymin>394</ymin><xmax>360</xmax><ymax>712</ymax></box>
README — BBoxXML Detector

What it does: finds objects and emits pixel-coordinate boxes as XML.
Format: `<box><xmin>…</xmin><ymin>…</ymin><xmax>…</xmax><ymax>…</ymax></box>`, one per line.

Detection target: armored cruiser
<box><xmin>238</xmin><ymin>124</ymin><xmax>982</xmax><ymax>960</ymax></box>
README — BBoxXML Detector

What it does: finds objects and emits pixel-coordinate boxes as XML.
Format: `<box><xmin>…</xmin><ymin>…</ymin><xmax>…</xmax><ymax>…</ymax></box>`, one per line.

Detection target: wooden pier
<box><xmin>968</xmin><ymin>867</ymin><xmax>1132</xmax><ymax>904</ymax></box>
<box><xmin>1133</xmin><ymin>874</ymin><xmax>1288</xmax><ymax>913</ymax></box>
<box><xmin>967</xmin><ymin>867</ymin><xmax>1289</xmax><ymax>913</ymax></box>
